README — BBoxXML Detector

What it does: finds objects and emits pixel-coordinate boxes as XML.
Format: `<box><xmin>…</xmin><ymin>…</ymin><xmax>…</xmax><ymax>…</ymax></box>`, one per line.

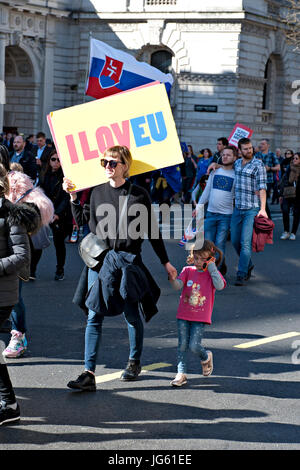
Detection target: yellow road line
<box><xmin>234</xmin><ymin>331</ymin><xmax>300</xmax><ymax>349</ymax></box>
<box><xmin>95</xmin><ymin>362</ymin><xmax>172</xmax><ymax>384</ymax></box>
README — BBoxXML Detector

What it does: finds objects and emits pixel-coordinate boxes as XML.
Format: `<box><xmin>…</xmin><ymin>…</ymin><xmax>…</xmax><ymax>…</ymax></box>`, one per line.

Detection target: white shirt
<box><xmin>198</xmin><ymin>167</ymin><xmax>235</xmax><ymax>215</ymax></box>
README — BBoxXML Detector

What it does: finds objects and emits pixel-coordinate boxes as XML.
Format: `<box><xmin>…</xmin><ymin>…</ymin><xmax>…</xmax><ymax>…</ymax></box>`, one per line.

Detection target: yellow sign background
<box><xmin>47</xmin><ymin>83</ymin><xmax>183</xmax><ymax>192</ymax></box>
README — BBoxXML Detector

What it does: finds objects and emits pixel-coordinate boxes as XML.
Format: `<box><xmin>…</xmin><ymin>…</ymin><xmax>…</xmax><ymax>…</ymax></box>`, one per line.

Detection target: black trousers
<box><xmin>0</xmin><ymin>306</ymin><xmax>16</xmax><ymax>405</ymax></box>
<box><xmin>282</xmin><ymin>198</ymin><xmax>300</xmax><ymax>234</ymax></box>
<box><xmin>51</xmin><ymin>223</ymin><xmax>71</xmax><ymax>272</ymax></box>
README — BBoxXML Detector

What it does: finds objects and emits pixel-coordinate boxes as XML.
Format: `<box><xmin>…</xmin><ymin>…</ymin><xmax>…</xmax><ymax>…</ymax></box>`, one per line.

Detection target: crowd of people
<box><xmin>0</xmin><ymin>129</ymin><xmax>299</xmax><ymax>425</ymax></box>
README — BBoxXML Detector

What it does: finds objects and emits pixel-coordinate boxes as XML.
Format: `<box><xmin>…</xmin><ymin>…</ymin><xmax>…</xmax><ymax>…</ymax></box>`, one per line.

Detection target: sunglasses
<box><xmin>100</xmin><ymin>159</ymin><xmax>124</xmax><ymax>169</ymax></box>
<box><xmin>50</xmin><ymin>157</ymin><xmax>60</xmax><ymax>162</ymax></box>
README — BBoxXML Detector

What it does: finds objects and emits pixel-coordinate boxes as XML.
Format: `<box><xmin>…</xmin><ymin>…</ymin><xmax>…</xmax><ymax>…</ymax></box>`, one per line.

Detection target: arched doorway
<box><xmin>4</xmin><ymin>46</ymin><xmax>38</xmax><ymax>136</ymax></box>
<box><xmin>261</xmin><ymin>53</ymin><xmax>285</xmax><ymax>145</ymax></box>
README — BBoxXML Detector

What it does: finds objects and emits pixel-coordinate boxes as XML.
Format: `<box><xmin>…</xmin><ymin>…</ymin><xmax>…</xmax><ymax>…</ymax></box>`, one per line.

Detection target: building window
<box><xmin>151</xmin><ymin>50</ymin><xmax>172</xmax><ymax>74</ymax></box>
<box><xmin>262</xmin><ymin>58</ymin><xmax>273</xmax><ymax>111</ymax></box>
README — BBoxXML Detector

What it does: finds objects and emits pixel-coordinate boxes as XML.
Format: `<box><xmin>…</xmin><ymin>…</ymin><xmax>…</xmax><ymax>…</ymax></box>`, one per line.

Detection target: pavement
<box><xmin>0</xmin><ymin>203</ymin><xmax>299</xmax><ymax>451</ymax></box>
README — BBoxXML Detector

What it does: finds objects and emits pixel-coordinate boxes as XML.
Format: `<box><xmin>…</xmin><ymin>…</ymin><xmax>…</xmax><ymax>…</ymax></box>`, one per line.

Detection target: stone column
<box><xmin>40</xmin><ymin>37</ymin><xmax>55</xmax><ymax>135</ymax></box>
<box><xmin>0</xmin><ymin>32</ymin><xmax>7</xmax><ymax>132</ymax></box>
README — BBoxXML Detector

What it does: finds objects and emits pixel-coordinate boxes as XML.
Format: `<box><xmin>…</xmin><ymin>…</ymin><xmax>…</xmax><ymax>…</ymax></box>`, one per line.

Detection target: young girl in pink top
<box><xmin>169</xmin><ymin>240</ymin><xmax>226</xmax><ymax>386</ymax></box>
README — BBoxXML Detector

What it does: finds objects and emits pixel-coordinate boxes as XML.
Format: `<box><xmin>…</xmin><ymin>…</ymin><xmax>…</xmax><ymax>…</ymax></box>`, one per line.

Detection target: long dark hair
<box><xmin>0</xmin><ymin>144</ymin><xmax>11</xmax><ymax>172</ymax></box>
<box><xmin>40</xmin><ymin>148</ymin><xmax>61</xmax><ymax>182</ymax></box>
<box><xmin>0</xmin><ymin>163</ymin><xmax>9</xmax><ymax>197</ymax></box>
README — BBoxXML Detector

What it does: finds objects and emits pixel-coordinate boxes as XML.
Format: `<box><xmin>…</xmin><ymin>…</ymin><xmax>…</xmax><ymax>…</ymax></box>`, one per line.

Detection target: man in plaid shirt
<box><xmin>231</xmin><ymin>138</ymin><xmax>267</xmax><ymax>285</ymax></box>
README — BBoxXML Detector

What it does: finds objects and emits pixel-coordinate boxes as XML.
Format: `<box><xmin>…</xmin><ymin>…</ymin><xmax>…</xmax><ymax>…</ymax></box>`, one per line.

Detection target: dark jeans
<box><xmin>281</xmin><ymin>198</ymin><xmax>300</xmax><ymax>234</ymax></box>
<box><xmin>0</xmin><ymin>306</ymin><xmax>16</xmax><ymax>404</ymax></box>
<box><xmin>230</xmin><ymin>207</ymin><xmax>258</xmax><ymax>277</ymax></box>
<box><xmin>204</xmin><ymin>211</ymin><xmax>232</xmax><ymax>265</ymax></box>
<box><xmin>84</xmin><ymin>268</ymin><xmax>144</xmax><ymax>373</ymax></box>
<box><xmin>271</xmin><ymin>181</ymin><xmax>279</xmax><ymax>204</ymax></box>
<box><xmin>10</xmin><ymin>281</ymin><xmax>26</xmax><ymax>334</ymax></box>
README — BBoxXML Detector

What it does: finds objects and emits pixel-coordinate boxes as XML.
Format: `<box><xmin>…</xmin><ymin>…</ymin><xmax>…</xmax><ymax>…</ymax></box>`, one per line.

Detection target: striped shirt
<box><xmin>234</xmin><ymin>157</ymin><xmax>267</xmax><ymax>210</ymax></box>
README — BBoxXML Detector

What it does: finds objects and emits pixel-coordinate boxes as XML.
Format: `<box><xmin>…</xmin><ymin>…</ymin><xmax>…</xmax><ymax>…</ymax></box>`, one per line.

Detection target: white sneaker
<box><xmin>2</xmin><ymin>330</ymin><xmax>27</xmax><ymax>358</ymax></box>
<box><xmin>280</xmin><ymin>232</ymin><xmax>290</xmax><ymax>240</ymax></box>
<box><xmin>289</xmin><ymin>233</ymin><xmax>296</xmax><ymax>241</ymax></box>
<box><xmin>170</xmin><ymin>373</ymin><xmax>187</xmax><ymax>387</ymax></box>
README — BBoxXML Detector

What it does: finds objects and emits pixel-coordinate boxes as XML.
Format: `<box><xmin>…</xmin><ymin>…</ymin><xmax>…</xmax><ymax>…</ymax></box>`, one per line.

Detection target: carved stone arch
<box><xmin>4</xmin><ymin>41</ymin><xmax>41</xmax><ymax>134</ymax></box>
<box><xmin>260</xmin><ymin>31</ymin><xmax>287</xmax><ymax>145</ymax></box>
<box><xmin>161</xmin><ymin>24</ymin><xmax>190</xmax><ymax>73</ymax></box>
<box><xmin>136</xmin><ymin>43</ymin><xmax>175</xmax><ymax>64</ymax></box>
<box><xmin>8</xmin><ymin>36</ymin><xmax>43</xmax><ymax>85</ymax></box>
<box><xmin>136</xmin><ymin>21</ymin><xmax>190</xmax><ymax>73</ymax></box>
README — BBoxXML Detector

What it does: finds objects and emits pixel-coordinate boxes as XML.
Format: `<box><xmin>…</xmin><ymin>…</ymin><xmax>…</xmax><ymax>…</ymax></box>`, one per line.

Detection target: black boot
<box><xmin>120</xmin><ymin>360</ymin><xmax>141</xmax><ymax>381</ymax></box>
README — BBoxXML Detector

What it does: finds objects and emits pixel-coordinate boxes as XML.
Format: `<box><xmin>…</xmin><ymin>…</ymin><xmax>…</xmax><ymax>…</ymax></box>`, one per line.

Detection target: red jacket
<box><xmin>252</xmin><ymin>215</ymin><xmax>275</xmax><ymax>252</ymax></box>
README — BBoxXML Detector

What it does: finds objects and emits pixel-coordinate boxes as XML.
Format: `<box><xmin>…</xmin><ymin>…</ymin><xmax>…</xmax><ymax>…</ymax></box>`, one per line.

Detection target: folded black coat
<box><xmin>73</xmin><ymin>250</ymin><xmax>161</xmax><ymax>322</ymax></box>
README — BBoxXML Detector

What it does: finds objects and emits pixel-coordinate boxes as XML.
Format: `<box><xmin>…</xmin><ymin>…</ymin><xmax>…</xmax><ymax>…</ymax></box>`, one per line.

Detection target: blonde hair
<box><xmin>0</xmin><ymin>163</ymin><xmax>10</xmax><ymax>197</ymax></box>
<box><xmin>104</xmin><ymin>145</ymin><xmax>132</xmax><ymax>179</ymax></box>
<box><xmin>10</xmin><ymin>162</ymin><xmax>24</xmax><ymax>173</ymax></box>
<box><xmin>187</xmin><ymin>239</ymin><xmax>223</xmax><ymax>267</ymax></box>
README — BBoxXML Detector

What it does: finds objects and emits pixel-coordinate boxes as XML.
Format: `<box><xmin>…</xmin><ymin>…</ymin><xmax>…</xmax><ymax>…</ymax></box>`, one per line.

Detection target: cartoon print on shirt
<box><xmin>184</xmin><ymin>282</ymin><xmax>206</xmax><ymax>307</ymax></box>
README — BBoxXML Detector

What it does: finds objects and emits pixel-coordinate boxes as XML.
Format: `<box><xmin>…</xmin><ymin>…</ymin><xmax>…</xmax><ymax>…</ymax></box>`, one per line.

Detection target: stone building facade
<box><xmin>0</xmin><ymin>0</ymin><xmax>299</xmax><ymax>152</ymax></box>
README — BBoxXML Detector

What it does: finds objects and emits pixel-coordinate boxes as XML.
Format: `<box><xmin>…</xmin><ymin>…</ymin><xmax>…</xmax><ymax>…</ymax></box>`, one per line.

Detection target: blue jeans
<box><xmin>230</xmin><ymin>207</ymin><xmax>258</xmax><ymax>278</ymax></box>
<box><xmin>204</xmin><ymin>211</ymin><xmax>232</xmax><ymax>263</ymax></box>
<box><xmin>84</xmin><ymin>268</ymin><xmax>144</xmax><ymax>373</ymax></box>
<box><xmin>10</xmin><ymin>281</ymin><xmax>26</xmax><ymax>334</ymax></box>
<box><xmin>177</xmin><ymin>319</ymin><xmax>208</xmax><ymax>374</ymax></box>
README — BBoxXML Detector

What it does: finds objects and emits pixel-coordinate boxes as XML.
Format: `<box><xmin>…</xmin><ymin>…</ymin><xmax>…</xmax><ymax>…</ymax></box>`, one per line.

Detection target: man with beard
<box><xmin>10</xmin><ymin>135</ymin><xmax>38</xmax><ymax>181</ymax></box>
<box><xmin>231</xmin><ymin>138</ymin><xmax>267</xmax><ymax>285</ymax></box>
<box><xmin>207</xmin><ymin>138</ymin><xmax>267</xmax><ymax>285</ymax></box>
<box><xmin>196</xmin><ymin>145</ymin><xmax>237</xmax><ymax>276</ymax></box>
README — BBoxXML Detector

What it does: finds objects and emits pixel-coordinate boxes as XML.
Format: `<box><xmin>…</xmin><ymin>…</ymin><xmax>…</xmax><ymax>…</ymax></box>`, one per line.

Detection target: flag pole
<box><xmin>83</xmin><ymin>31</ymin><xmax>93</xmax><ymax>102</ymax></box>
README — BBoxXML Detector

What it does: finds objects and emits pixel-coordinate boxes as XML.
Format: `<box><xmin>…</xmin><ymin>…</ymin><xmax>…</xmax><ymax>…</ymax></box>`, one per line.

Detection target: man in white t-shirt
<box><xmin>196</xmin><ymin>145</ymin><xmax>237</xmax><ymax>275</ymax></box>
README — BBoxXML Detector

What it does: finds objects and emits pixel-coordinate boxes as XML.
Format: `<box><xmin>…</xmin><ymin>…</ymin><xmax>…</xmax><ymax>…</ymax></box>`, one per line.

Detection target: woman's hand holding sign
<box><xmin>63</xmin><ymin>177</ymin><xmax>77</xmax><ymax>201</ymax></box>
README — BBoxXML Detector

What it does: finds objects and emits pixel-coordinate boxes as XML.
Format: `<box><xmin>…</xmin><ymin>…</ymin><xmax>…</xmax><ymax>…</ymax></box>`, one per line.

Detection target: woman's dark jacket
<box><xmin>279</xmin><ymin>164</ymin><xmax>300</xmax><ymax>201</ymax></box>
<box><xmin>40</xmin><ymin>168</ymin><xmax>72</xmax><ymax>227</ymax></box>
<box><xmin>71</xmin><ymin>181</ymin><xmax>169</xmax><ymax>320</ymax></box>
<box><xmin>0</xmin><ymin>197</ymin><xmax>39</xmax><ymax>306</ymax></box>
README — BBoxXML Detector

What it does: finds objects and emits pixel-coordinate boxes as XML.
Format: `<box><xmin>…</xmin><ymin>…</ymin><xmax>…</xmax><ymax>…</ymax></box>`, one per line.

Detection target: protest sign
<box><xmin>47</xmin><ymin>82</ymin><xmax>183</xmax><ymax>192</ymax></box>
<box><xmin>228</xmin><ymin>123</ymin><xmax>253</xmax><ymax>148</ymax></box>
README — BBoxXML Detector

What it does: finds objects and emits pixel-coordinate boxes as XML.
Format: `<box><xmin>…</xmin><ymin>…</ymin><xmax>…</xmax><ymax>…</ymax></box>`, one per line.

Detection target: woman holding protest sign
<box><xmin>63</xmin><ymin>145</ymin><xmax>177</xmax><ymax>391</ymax></box>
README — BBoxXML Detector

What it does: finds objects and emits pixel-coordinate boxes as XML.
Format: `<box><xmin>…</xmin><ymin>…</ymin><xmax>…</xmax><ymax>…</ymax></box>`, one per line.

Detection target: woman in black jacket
<box><xmin>279</xmin><ymin>152</ymin><xmax>300</xmax><ymax>241</ymax></box>
<box><xmin>0</xmin><ymin>163</ymin><xmax>36</xmax><ymax>425</ymax></box>
<box><xmin>63</xmin><ymin>145</ymin><xmax>177</xmax><ymax>391</ymax></box>
<box><xmin>39</xmin><ymin>150</ymin><xmax>72</xmax><ymax>280</ymax></box>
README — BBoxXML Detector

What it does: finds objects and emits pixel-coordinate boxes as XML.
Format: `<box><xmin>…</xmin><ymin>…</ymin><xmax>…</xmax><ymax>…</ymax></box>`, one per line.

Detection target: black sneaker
<box><xmin>235</xmin><ymin>276</ymin><xmax>247</xmax><ymax>286</ymax></box>
<box><xmin>0</xmin><ymin>401</ymin><xmax>20</xmax><ymax>426</ymax></box>
<box><xmin>67</xmin><ymin>371</ymin><xmax>96</xmax><ymax>392</ymax></box>
<box><xmin>120</xmin><ymin>360</ymin><xmax>142</xmax><ymax>381</ymax></box>
<box><xmin>54</xmin><ymin>270</ymin><xmax>64</xmax><ymax>281</ymax></box>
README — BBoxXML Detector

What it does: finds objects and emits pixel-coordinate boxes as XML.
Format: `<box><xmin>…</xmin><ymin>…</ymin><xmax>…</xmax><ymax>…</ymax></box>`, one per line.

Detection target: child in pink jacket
<box><xmin>169</xmin><ymin>240</ymin><xmax>226</xmax><ymax>386</ymax></box>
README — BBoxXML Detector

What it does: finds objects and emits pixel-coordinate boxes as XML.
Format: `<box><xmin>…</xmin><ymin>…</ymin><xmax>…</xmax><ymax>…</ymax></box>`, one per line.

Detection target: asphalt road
<box><xmin>0</xmin><ymin>205</ymin><xmax>300</xmax><ymax>451</ymax></box>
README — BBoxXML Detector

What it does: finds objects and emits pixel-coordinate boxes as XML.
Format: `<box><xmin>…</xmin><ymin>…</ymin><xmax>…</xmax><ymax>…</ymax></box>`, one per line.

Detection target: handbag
<box><xmin>79</xmin><ymin>183</ymin><xmax>132</xmax><ymax>269</ymax></box>
<box><xmin>79</xmin><ymin>232</ymin><xmax>108</xmax><ymax>269</ymax></box>
<box><xmin>31</xmin><ymin>224</ymin><xmax>51</xmax><ymax>250</ymax></box>
<box><xmin>283</xmin><ymin>184</ymin><xmax>296</xmax><ymax>199</ymax></box>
